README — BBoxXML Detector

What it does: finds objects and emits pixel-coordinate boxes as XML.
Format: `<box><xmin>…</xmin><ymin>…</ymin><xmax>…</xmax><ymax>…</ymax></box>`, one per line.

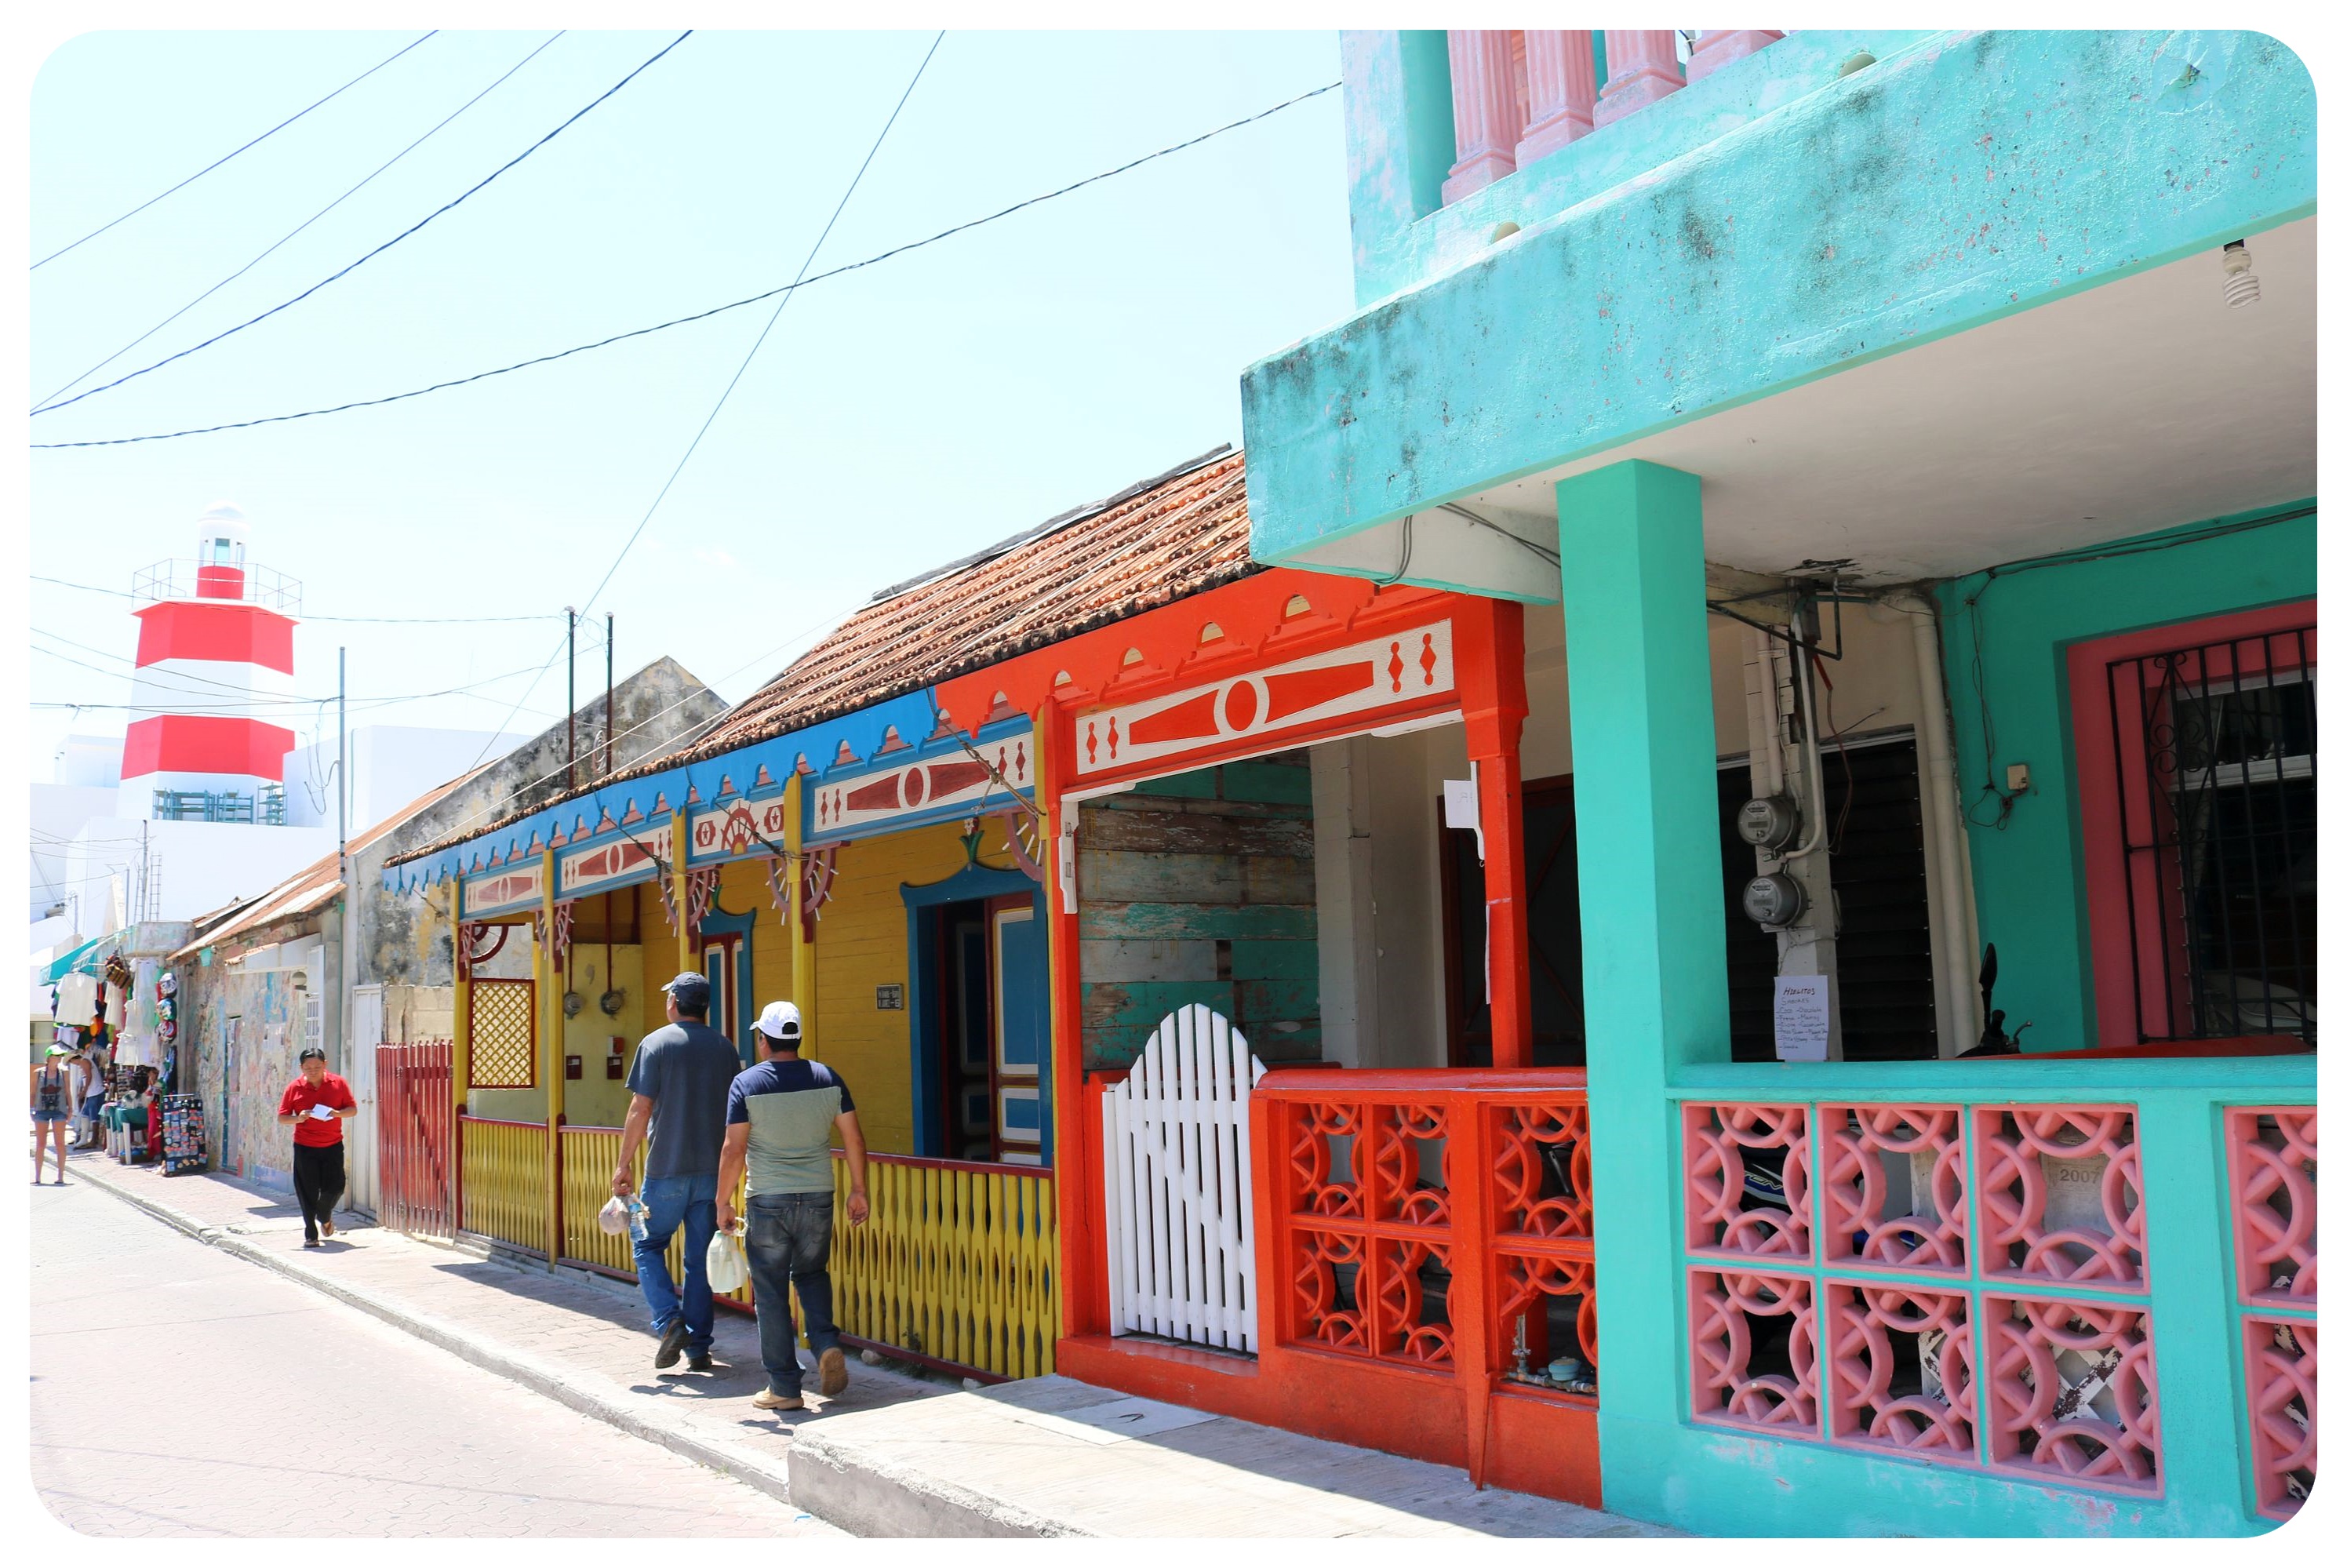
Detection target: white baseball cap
<box><xmin>755</xmin><ymin>1000</ymin><xmax>802</xmax><ymax>1043</ymax></box>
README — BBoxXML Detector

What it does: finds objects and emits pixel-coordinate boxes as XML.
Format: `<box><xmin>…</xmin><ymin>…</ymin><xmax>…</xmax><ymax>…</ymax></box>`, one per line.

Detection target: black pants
<box><xmin>293</xmin><ymin>1142</ymin><xmax>346</xmax><ymax>1240</ymax></box>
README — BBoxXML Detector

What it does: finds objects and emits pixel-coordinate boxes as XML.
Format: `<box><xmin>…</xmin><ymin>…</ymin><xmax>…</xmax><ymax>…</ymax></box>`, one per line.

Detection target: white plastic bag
<box><xmin>706</xmin><ymin>1225</ymin><xmax>749</xmax><ymax>1294</ymax></box>
<box><xmin>596</xmin><ymin>1195</ymin><xmax>631</xmax><ymax>1237</ymax></box>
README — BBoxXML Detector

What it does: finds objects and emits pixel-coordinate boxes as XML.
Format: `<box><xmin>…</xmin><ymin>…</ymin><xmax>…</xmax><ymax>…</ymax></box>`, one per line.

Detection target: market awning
<box><xmin>39</xmin><ymin>936</ymin><xmax>116</xmax><ymax>985</ymax></box>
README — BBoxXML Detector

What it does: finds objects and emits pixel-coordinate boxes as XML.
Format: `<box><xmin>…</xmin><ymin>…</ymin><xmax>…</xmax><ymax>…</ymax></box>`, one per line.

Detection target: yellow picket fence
<box><xmin>458</xmin><ymin>1116</ymin><xmax>548</xmax><ymax>1255</ymax></box>
<box><xmin>831</xmin><ymin>1154</ymin><xmax>1058</xmax><ymax>1381</ymax></box>
<box><xmin>558</xmin><ymin>1123</ymin><xmax>751</xmax><ymax>1308</ymax></box>
<box><xmin>468</xmin><ymin>1121</ymin><xmax>1053</xmax><ymax>1381</ymax></box>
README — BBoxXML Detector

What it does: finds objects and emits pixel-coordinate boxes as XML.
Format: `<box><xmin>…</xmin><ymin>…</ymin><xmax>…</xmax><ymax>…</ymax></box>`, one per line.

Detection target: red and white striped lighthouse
<box><xmin>121</xmin><ymin>503</ymin><xmax>301</xmax><ymax>817</ymax></box>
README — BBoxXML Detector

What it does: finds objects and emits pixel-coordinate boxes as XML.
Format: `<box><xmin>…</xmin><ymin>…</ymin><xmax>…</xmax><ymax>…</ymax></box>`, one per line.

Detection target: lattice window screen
<box><xmin>467</xmin><ymin>979</ymin><xmax>537</xmax><ymax>1090</ymax></box>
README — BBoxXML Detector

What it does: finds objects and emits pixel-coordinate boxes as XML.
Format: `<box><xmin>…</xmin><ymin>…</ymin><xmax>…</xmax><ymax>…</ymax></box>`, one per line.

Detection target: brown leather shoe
<box><xmin>817</xmin><ymin>1346</ymin><xmax>849</xmax><ymax>1397</ymax></box>
<box><xmin>752</xmin><ymin>1389</ymin><xmax>803</xmax><ymax>1411</ymax></box>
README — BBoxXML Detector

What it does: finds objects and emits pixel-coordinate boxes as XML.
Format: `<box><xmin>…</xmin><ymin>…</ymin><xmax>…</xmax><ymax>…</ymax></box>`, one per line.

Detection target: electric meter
<box><xmin>1737</xmin><ymin>794</ymin><xmax>1801</xmax><ymax>850</ymax></box>
<box><xmin>1742</xmin><ymin>872</ymin><xmax>1807</xmax><ymax>928</ymax></box>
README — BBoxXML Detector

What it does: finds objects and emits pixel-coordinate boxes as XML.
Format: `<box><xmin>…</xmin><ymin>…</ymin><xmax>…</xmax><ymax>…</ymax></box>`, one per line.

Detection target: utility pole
<box><xmin>604</xmin><ymin>613</ymin><xmax>615</xmax><ymax>778</ymax></box>
<box><xmin>566</xmin><ymin>606</ymin><xmax>578</xmax><ymax>791</ymax></box>
<box><xmin>337</xmin><ymin>647</ymin><xmax>348</xmax><ymax>876</ymax></box>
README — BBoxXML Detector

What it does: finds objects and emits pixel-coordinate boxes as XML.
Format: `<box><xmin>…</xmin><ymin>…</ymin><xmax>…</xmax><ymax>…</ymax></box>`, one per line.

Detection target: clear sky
<box><xmin>27</xmin><ymin>27</ymin><xmax>1352</xmax><ymax>783</ymax></box>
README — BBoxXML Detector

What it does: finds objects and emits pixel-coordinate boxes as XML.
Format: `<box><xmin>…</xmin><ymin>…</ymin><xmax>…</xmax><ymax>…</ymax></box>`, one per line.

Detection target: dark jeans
<box><xmin>293</xmin><ymin>1142</ymin><xmax>345</xmax><ymax>1241</ymax></box>
<box><xmin>745</xmin><ymin>1191</ymin><xmax>839</xmax><ymax>1397</ymax></box>
<box><xmin>635</xmin><ymin>1173</ymin><xmax>718</xmax><ymax>1354</ymax></box>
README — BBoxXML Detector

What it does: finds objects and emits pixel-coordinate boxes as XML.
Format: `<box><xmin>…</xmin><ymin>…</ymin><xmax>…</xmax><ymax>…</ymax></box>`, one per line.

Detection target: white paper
<box><xmin>308</xmin><ymin>1103</ymin><xmax>337</xmax><ymax>1120</ymax></box>
<box><xmin>1774</xmin><ymin>974</ymin><xmax>1831</xmax><ymax>1062</ymax></box>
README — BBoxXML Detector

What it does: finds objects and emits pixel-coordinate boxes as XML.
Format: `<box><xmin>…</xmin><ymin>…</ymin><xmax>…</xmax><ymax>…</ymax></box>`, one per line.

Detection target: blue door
<box><xmin>989</xmin><ymin>897</ymin><xmax>1050</xmax><ymax>1164</ymax></box>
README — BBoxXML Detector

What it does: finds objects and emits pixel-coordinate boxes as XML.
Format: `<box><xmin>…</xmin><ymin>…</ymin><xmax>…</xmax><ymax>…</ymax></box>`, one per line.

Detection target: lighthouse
<box><xmin>121</xmin><ymin>502</ymin><xmax>304</xmax><ymax>823</ymax></box>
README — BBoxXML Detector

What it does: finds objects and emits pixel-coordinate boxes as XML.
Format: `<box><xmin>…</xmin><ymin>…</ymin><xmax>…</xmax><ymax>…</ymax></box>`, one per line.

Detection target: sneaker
<box><xmin>302</xmin><ymin>1236</ymin><xmax>322</xmax><ymax>1249</ymax></box>
<box><xmin>654</xmin><ymin>1317</ymin><xmax>690</xmax><ymax>1369</ymax></box>
<box><xmin>752</xmin><ymin>1389</ymin><xmax>804</xmax><ymax>1411</ymax></box>
<box><xmin>817</xmin><ymin>1347</ymin><xmax>849</xmax><ymax>1398</ymax></box>
<box><xmin>686</xmin><ymin>1352</ymin><xmax>715</xmax><ymax>1373</ymax></box>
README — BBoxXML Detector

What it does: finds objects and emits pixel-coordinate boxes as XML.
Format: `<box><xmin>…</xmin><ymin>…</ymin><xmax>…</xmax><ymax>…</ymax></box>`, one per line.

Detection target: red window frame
<box><xmin>2067</xmin><ymin>599</ymin><xmax>2316</xmax><ymax>1050</ymax></box>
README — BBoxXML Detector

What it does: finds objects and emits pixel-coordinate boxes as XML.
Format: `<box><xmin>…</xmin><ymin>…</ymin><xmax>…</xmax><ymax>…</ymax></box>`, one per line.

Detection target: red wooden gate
<box><xmin>377</xmin><ymin>1040</ymin><xmax>455</xmax><ymax>1240</ymax></box>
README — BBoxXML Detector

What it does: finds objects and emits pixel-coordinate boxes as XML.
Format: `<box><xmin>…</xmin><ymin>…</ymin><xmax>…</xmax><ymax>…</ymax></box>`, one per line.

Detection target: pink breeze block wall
<box><xmin>2227</xmin><ymin>1108</ymin><xmax>2316</xmax><ymax>1307</ymax></box>
<box><xmin>2242</xmin><ymin>1318</ymin><xmax>2316</xmax><ymax>1519</ymax></box>
<box><xmin>1974</xmin><ymin>1105</ymin><xmax>2146</xmax><ymax>1289</ymax></box>
<box><xmin>1983</xmin><ymin>1294</ymin><xmax>2162</xmax><ymax>1494</ymax></box>
<box><xmin>1690</xmin><ymin>1267</ymin><xmax>1818</xmax><ymax>1435</ymax></box>
<box><xmin>1821</xmin><ymin>1104</ymin><xmax>1969</xmax><ymax>1274</ymax></box>
<box><xmin>1825</xmin><ymin>1281</ymin><xmax>1978</xmax><ymax>1461</ymax></box>
<box><xmin>1683</xmin><ymin>1102</ymin><xmax>1809</xmax><ymax>1260</ymax></box>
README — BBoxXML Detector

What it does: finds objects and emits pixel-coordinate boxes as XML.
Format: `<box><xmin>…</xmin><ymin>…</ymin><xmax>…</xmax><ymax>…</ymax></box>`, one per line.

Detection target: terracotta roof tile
<box><xmin>683</xmin><ymin>446</ymin><xmax>1256</xmax><ymax>759</ymax></box>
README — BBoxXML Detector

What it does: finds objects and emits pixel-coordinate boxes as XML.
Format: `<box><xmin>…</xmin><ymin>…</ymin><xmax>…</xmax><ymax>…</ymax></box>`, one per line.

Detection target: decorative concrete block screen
<box><xmin>2229</xmin><ymin>1108</ymin><xmax>2317</xmax><ymax>1519</ymax></box>
<box><xmin>1681</xmin><ymin>1092</ymin><xmax>2322</xmax><ymax>1519</ymax></box>
<box><xmin>1682</xmin><ymin>1100</ymin><xmax>2162</xmax><ymax>1490</ymax></box>
<box><xmin>466</xmin><ymin>978</ymin><xmax>536</xmax><ymax>1090</ymax></box>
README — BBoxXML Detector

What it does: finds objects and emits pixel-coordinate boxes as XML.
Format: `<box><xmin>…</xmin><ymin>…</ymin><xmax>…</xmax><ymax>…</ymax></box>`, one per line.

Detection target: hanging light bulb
<box><xmin>2221</xmin><ymin>239</ymin><xmax>2261</xmax><ymax>308</ymax></box>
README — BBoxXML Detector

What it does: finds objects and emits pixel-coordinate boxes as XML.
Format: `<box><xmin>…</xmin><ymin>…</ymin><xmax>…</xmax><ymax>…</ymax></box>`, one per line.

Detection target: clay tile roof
<box><xmin>668</xmin><ymin>445</ymin><xmax>1257</xmax><ymax>765</ymax></box>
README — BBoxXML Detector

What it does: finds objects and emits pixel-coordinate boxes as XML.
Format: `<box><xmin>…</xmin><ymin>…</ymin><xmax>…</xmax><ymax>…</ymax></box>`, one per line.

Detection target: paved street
<box><xmin>31</xmin><ymin>1177</ymin><xmax>834</xmax><ymax>1537</ymax></box>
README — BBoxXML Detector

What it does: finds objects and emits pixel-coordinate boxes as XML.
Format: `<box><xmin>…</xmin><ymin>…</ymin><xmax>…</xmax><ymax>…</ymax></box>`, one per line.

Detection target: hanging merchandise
<box><xmin>103</xmin><ymin>984</ymin><xmax>127</xmax><ymax>1034</ymax></box>
<box><xmin>161</xmin><ymin>1094</ymin><xmax>209</xmax><ymax>1175</ymax></box>
<box><xmin>157</xmin><ymin>969</ymin><xmax>179</xmax><ymax>998</ymax></box>
<box><xmin>56</xmin><ymin>971</ymin><xmax>98</xmax><ymax>1023</ymax></box>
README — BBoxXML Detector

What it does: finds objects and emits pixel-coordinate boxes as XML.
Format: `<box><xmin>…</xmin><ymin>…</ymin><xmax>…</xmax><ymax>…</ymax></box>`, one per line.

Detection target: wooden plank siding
<box><xmin>1079</xmin><ymin>754</ymin><xmax>1321</xmax><ymax>1070</ymax></box>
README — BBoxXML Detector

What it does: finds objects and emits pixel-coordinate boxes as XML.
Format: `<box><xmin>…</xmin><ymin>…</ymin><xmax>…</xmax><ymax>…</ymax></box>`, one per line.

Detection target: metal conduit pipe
<box><xmin>1890</xmin><ymin>591</ymin><xmax>1979</xmax><ymax>1053</ymax></box>
<box><xmin>1779</xmin><ymin>620</ymin><xmax>1832</xmax><ymax>864</ymax></box>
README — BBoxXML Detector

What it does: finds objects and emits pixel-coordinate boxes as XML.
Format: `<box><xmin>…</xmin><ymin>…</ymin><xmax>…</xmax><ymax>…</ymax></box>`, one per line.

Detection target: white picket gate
<box><xmin>1101</xmin><ymin>1004</ymin><xmax>1266</xmax><ymax>1353</ymax></box>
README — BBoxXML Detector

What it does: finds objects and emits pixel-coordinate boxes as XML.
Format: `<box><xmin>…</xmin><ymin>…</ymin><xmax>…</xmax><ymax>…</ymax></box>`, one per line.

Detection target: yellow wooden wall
<box><xmin>800</xmin><ymin>820</ymin><xmax>1021</xmax><ymax>1158</ymax></box>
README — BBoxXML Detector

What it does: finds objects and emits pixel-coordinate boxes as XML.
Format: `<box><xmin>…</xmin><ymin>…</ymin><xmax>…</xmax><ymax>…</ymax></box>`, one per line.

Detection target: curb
<box><xmin>71</xmin><ymin>1159</ymin><xmax>811</xmax><ymax>1515</ymax></box>
<box><xmin>787</xmin><ymin>1424</ymin><xmax>1082</xmax><ymax>1538</ymax></box>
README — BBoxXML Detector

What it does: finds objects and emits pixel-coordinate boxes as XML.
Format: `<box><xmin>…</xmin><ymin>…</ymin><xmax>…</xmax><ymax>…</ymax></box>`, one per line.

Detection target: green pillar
<box><xmin>1555</xmin><ymin>460</ymin><xmax>1730</xmax><ymax>1483</ymax></box>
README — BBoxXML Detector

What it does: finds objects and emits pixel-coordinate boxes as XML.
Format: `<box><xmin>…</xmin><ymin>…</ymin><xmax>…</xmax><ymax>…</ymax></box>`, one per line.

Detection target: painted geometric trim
<box><xmin>1688</xmin><ymin>1267</ymin><xmax>1819</xmax><ymax>1437</ymax></box>
<box><xmin>2243</xmin><ymin>1316</ymin><xmax>2316</xmax><ymax>1520</ymax></box>
<box><xmin>2227</xmin><ymin>1107</ymin><xmax>2316</xmax><ymax>1309</ymax></box>
<box><xmin>1981</xmin><ymin>1293</ymin><xmax>2161</xmax><ymax>1495</ymax></box>
<box><xmin>1974</xmin><ymin>1104</ymin><xmax>2146</xmax><ymax>1290</ymax></box>
<box><xmin>1820</xmin><ymin>1103</ymin><xmax>1967</xmax><ymax>1275</ymax></box>
<box><xmin>465</xmin><ymin>978</ymin><xmax>536</xmax><ymax>1091</ymax></box>
<box><xmin>1684</xmin><ymin>1102</ymin><xmax>1810</xmax><ymax>1261</ymax></box>
<box><xmin>1824</xmin><ymin>1281</ymin><xmax>1978</xmax><ymax>1464</ymax></box>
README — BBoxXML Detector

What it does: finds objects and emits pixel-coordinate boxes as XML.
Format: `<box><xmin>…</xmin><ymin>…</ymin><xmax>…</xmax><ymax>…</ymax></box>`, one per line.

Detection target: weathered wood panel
<box><xmin>1078</xmin><ymin>756</ymin><xmax>1319</xmax><ymax>1070</ymax></box>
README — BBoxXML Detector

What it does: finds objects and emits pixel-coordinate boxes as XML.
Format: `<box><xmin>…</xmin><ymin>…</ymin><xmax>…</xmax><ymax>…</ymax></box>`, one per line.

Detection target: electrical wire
<box><xmin>30</xmin><ymin>572</ymin><xmax>569</xmax><ymax>624</ymax></box>
<box><xmin>35</xmin><ymin>32</ymin><xmax>566</xmax><ymax>413</ymax></box>
<box><xmin>31</xmin><ymin>31</ymin><xmax>438</xmax><ymax>271</ymax></box>
<box><xmin>33</xmin><ymin>78</ymin><xmax>1342</xmax><ymax>450</ymax></box>
<box><xmin>576</xmin><ymin>31</ymin><xmax>940</xmax><ymax>621</ymax></box>
<box><xmin>35</xmin><ymin>31</ymin><xmax>693</xmax><ymax>418</ymax></box>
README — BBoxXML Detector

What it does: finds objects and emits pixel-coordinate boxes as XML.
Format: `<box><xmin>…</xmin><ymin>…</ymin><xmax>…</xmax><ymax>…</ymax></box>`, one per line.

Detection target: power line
<box><xmin>31</xmin><ymin>31</ymin><xmax>438</xmax><ymax>271</ymax></box>
<box><xmin>32</xmin><ymin>78</ymin><xmax>1341</xmax><ymax>451</ymax></box>
<box><xmin>576</xmin><ymin>30</ymin><xmax>942</xmax><ymax>622</ymax></box>
<box><xmin>35</xmin><ymin>32</ymin><xmax>566</xmax><ymax>413</ymax></box>
<box><xmin>36</xmin><ymin>31</ymin><xmax>693</xmax><ymax>418</ymax></box>
<box><xmin>28</xmin><ymin>572</ymin><xmax>569</xmax><ymax>624</ymax></box>
<box><xmin>27</xmin><ymin>638</ymin><xmax>556</xmax><ymax>709</ymax></box>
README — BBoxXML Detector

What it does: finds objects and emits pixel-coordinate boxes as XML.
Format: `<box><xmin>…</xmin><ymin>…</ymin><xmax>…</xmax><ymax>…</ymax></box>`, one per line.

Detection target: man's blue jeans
<box><xmin>745</xmin><ymin>1191</ymin><xmax>839</xmax><ymax>1397</ymax></box>
<box><xmin>635</xmin><ymin>1172</ymin><xmax>718</xmax><ymax>1354</ymax></box>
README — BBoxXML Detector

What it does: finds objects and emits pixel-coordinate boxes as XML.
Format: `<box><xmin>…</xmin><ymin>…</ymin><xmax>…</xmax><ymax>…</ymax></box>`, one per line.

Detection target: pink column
<box><xmin>1516</xmin><ymin>31</ymin><xmax>1599</xmax><ymax>167</ymax></box>
<box><xmin>1442</xmin><ymin>29</ymin><xmax>1523</xmax><ymax>203</ymax></box>
<box><xmin>1593</xmin><ymin>30</ymin><xmax>1686</xmax><ymax>129</ymax></box>
<box><xmin>1686</xmin><ymin>30</ymin><xmax>1785</xmax><ymax>84</ymax></box>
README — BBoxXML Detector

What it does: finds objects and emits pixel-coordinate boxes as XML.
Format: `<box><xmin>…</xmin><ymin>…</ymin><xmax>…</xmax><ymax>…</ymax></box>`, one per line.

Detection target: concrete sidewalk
<box><xmin>70</xmin><ymin>1150</ymin><xmax>1672</xmax><ymax>1537</ymax></box>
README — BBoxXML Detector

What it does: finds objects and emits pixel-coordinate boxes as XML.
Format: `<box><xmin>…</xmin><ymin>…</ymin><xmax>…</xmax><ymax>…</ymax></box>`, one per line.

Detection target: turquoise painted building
<box><xmin>1237</xmin><ymin>31</ymin><xmax>2314</xmax><ymax>1535</ymax></box>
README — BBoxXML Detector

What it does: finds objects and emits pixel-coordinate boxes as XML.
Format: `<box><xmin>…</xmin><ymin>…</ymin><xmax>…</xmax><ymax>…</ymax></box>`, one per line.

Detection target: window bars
<box><xmin>2105</xmin><ymin>625</ymin><xmax>2315</xmax><ymax>1044</ymax></box>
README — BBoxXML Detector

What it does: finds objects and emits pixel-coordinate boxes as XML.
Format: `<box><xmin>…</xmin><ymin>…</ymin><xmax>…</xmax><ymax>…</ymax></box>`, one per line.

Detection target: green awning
<box><xmin>40</xmin><ymin>937</ymin><xmax>113</xmax><ymax>985</ymax></box>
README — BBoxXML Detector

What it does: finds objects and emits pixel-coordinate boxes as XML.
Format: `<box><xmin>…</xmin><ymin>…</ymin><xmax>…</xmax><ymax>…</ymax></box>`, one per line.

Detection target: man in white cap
<box><xmin>717</xmin><ymin>999</ymin><xmax>867</xmax><ymax>1411</ymax></box>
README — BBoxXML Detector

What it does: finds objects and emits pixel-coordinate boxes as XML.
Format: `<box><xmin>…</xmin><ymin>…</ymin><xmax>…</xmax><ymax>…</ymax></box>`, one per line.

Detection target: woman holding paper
<box><xmin>277</xmin><ymin>1046</ymin><xmax>357</xmax><ymax>1247</ymax></box>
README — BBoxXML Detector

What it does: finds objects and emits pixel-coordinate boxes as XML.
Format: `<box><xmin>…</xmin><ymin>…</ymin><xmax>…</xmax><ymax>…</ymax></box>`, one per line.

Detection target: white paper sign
<box><xmin>1774</xmin><ymin>974</ymin><xmax>1831</xmax><ymax>1062</ymax></box>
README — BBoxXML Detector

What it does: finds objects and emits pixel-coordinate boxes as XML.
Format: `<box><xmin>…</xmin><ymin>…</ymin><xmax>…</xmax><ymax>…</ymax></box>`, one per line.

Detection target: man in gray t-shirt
<box><xmin>612</xmin><ymin>972</ymin><xmax>740</xmax><ymax>1372</ymax></box>
<box><xmin>718</xmin><ymin>999</ymin><xmax>868</xmax><ymax>1410</ymax></box>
